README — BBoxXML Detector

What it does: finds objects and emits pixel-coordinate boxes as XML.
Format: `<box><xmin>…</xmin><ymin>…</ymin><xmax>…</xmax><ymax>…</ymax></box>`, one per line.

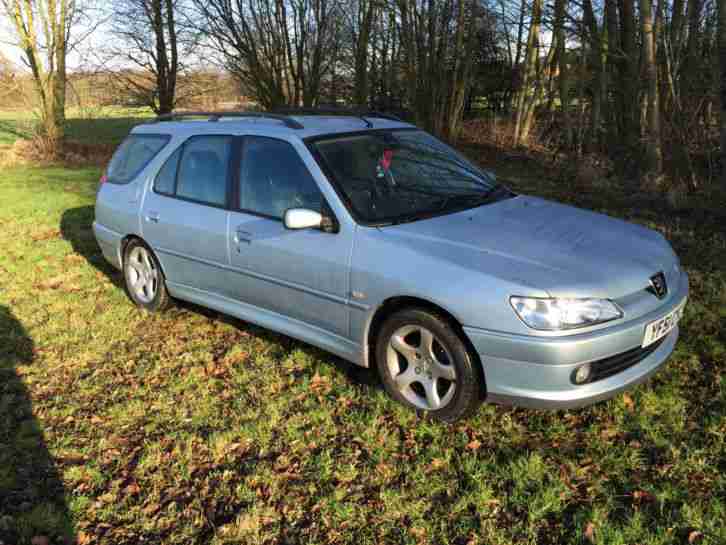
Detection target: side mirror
<box><xmin>283</xmin><ymin>208</ymin><xmax>323</xmax><ymax>230</ymax></box>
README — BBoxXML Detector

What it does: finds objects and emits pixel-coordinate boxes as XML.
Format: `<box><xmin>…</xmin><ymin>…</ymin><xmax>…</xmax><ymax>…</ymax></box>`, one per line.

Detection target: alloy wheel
<box><xmin>386</xmin><ymin>324</ymin><xmax>457</xmax><ymax>410</ymax></box>
<box><xmin>126</xmin><ymin>246</ymin><xmax>159</xmax><ymax>304</ymax></box>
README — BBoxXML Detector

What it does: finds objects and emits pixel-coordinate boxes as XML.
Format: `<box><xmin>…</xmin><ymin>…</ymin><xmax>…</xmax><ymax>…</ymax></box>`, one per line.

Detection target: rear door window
<box><xmin>106</xmin><ymin>134</ymin><xmax>170</xmax><ymax>184</ymax></box>
<box><xmin>176</xmin><ymin>136</ymin><xmax>233</xmax><ymax>207</ymax></box>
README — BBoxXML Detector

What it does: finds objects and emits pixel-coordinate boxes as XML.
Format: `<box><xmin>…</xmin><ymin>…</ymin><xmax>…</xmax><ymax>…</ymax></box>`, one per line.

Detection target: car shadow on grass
<box><xmin>60</xmin><ymin>206</ymin><xmax>383</xmax><ymax>393</ymax></box>
<box><xmin>177</xmin><ymin>300</ymin><xmax>384</xmax><ymax>392</ymax></box>
<box><xmin>0</xmin><ymin>305</ymin><xmax>75</xmax><ymax>545</ymax></box>
<box><xmin>60</xmin><ymin>206</ymin><xmax>125</xmax><ymax>290</ymax></box>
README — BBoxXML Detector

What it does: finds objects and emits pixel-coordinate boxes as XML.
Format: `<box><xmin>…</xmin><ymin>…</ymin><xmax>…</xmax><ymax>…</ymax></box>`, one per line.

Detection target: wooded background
<box><xmin>2</xmin><ymin>0</ymin><xmax>725</xmax><ymax>189</ymax></box>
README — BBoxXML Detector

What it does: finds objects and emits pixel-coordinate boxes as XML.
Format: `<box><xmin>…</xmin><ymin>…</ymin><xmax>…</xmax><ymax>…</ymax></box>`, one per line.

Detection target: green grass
<box><xmin>0</xmin><ymin>144</ymin><xmax>725</xmax><ymax>544</ymax></box>
<box><xmin>0</xmin><ymin>107</ymin><xmax>153</xmax><ymax>147</ymax></box>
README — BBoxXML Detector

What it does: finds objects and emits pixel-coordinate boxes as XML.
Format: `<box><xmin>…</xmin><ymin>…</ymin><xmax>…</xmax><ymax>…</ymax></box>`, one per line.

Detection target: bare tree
<box><xmin>396</xmin><ymin>0</ymin><xmax>480</xmax><ymax>138</ymax></box>
<box><xmin>603</xmin><ymin>0</ymin><xmax>619</xmax><ymax>148</ymax></box>
<box><xmin>350</xmin><ymin>0</ymin><xmax>377</xmax><ymax>107</ymax></box>
<box><xmin>512</xmin><ymin>0</ymin><xmax>541</xmax><ymax>145</ymax></box>
<box><xmin>107</xmin><ymin>0</ymin><xmax>197</xmax><ymax>115</ymax></box>
<box><xmin>368</xmin><ymin>2</ymin><xmax>402</xmax><ymax>112</ymax></box>
<box><xmin>2</xmin><ymin>0</ymin><xmax>81</xmax><ymax>150</ymax></box>
<box><xmin>553</xmin><ymin>0</ymin><xmax>571</xmax><ymax>148</ymax></box>
<box><xmin>640</xmin><ymin>0</ymin><xmax>662</xmax><ymax>172</ymax></box>
<box><xmin>193</xmin><ymin>0</ymin><xmax>339</xmax><ymax>109</ymax></box>
<box><xmin>619</xmin><ymin>0</ymin><xmax>639</xmax><ymax>149</ymax></box>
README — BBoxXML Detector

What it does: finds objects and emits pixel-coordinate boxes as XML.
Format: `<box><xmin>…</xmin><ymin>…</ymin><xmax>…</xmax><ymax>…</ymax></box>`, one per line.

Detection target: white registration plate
<box><xmin>642</xmin><ymin>299</ymin><xmax>687</xmax><ymax>348</ymax></box>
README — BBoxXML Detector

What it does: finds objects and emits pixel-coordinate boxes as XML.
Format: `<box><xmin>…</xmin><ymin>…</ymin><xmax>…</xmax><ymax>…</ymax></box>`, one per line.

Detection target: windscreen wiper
<box><xmin>375</xmin><ymin>185</ymin><xmax>504</xmax><ymax>227</ymax></box>
<box><xmin>437</xmin><ymin>184</ymin><xmax>506</xmax><ymax>211</ymax></box>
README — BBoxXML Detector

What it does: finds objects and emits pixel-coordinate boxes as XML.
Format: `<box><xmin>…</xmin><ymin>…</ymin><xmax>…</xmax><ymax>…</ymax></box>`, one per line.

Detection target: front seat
<box><xmin>243</xmin><ymin>148</ymin><xmax>278</xmax><ymax>217</ymax></box>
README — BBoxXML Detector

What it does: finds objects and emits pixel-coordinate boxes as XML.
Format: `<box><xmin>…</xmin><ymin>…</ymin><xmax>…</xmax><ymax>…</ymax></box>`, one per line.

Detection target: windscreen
<box><xmin>311</xmin><ymin>130</ymin><xmax>500</xmax><ymax>224</ymax></box>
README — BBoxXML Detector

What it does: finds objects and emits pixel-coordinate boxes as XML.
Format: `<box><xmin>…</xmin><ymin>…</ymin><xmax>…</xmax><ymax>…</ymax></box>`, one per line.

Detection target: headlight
<box><xmin>510</xmin><ymin>296</ymin><xmax>623</xmax><ymax>330</ymax></box>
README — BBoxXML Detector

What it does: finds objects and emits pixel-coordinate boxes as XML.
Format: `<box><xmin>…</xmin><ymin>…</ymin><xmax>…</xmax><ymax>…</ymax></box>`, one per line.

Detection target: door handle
<box><xmin>145</xmin><ymin>211</ymin><xmax>160</xmax><ymax>223</ymax></box>
<box><xmin>234</xmin><ymin>228</ymin><xmax>253</xmax><ymax>247</ymax></box>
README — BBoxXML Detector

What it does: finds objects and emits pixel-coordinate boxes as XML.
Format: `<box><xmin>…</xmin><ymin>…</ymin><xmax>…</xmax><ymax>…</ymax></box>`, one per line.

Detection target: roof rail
<box><xmin>271</xmin><ymin>107</ymin><xmax>404</xmax><ymax>128</ymax></box>
<box><xmin>151</xmin><ymin>111</ymin><xmax>304</xmax><ymax>129</ymax></box>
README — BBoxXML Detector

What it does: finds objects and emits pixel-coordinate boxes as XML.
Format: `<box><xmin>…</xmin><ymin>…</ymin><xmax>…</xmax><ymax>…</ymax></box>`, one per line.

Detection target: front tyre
<box><xmin>375</xmin><ymin>308</ymin><xmax>481</xmax><ymax>423</ymax></box>
<box><xmin>123</xmin><ymin>239</ymin><xmax>171</xmax><ymax>312</ymax></box>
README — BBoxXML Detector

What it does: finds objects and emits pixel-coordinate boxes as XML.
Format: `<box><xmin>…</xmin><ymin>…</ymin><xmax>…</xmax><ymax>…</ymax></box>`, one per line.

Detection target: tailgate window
<box><xmin>106</xmin><ymin>134</ymin><xmax>170</xmax><ymax>184</ymax></box>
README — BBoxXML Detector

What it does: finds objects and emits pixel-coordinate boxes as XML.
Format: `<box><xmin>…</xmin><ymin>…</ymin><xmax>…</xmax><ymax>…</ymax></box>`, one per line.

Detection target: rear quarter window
<box><xmin>106</xmin><ymin>134</ymin><xmax>170</xmax><ymax>184</ymax></box>
<box><xmin>154</xmin><ymin>147</ymin><xmax>182</xmax><ymax>195</ymax></box>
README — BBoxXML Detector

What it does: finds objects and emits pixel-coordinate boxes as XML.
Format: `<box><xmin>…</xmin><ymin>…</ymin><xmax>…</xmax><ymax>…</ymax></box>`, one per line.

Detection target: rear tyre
<box><xmin>375</xmin><ymin>308</ymin><xmax>481</xmax><ymax>423</ymax></box>
<box><xmin>123</xmin><ymin>239</ymin><xmax>171</xmax><ymax>312</ymax></box>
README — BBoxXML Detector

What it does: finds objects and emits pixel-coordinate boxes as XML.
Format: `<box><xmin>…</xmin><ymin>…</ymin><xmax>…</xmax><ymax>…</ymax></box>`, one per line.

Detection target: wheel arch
<box><xmin>364</xmin><ymin>296</ymin><xmax>486</xmax><ymax>398</ymax></box>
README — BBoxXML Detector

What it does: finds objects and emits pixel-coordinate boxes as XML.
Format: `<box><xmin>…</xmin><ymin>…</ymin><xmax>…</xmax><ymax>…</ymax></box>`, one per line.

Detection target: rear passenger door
<box><xmin>141</xmin><ymin>135</ymin><xmax>236</xmax><ymax>295</ymax></box>
<box><xmin>227</xmin><ymin>136</ymin><xmax>353</xmax><ymax>339</ymax></box>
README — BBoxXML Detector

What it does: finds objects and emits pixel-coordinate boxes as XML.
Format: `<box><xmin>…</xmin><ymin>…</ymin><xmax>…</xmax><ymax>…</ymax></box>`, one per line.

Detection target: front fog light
<box><xmin>574</xmin><ymin>363</ymin><xmax>592</xmax><ymax>384</ymax></box>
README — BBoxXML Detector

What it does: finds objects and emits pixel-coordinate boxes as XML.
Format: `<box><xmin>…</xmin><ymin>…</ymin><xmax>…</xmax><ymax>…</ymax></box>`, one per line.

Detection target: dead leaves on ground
<box><xmin>631</xmin><ymin>489</ymin><xmax>656</xmax><ymax>503</ymax></box>
<box><xmin>34</xmin><ymin>272</ymin><xmax>82</xmax><ymax>293</ymax></box>
<box><xmin>466</xmin><ymin>439</ymin><xmax>482</xmax><ymax>451</ymax></box>
<box><xmin>30</xmin><ymin>228</ymin><xmax>60</xmax><ymax>242</ymax></box>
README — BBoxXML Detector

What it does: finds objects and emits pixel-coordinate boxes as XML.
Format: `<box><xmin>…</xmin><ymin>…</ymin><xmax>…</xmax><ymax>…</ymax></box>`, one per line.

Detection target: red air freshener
<box><xmin>381</xmin><ymin>149</ymin><xmax>393</xmax><ymax>170</ymax></box>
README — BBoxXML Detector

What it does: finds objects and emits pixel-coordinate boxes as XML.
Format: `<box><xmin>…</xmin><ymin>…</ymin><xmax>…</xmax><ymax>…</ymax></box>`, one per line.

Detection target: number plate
<box><xmin>642</xmin><ymin>299</ymin><xmax>687</xmax><ymax>348</ymax></box>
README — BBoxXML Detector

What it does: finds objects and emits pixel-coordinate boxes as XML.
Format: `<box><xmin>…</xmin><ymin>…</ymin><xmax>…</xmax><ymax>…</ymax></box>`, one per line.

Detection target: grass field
<box><xmin>0</xmin><ymin>118</ymin><xmax>725</xmax><ymax>545</ymax></box>
<box><xmin>0</xmin><ymin>108</ymin><xmax>153</xmax><ymax>148</ymax></box>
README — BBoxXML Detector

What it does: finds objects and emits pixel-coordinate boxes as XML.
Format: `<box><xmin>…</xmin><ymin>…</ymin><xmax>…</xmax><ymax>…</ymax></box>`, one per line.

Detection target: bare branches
<box><xmin>103</xmin><ymin>0</ymin><xmax>198</xmax><ymax>114</ymax></box>
<box><xmin>191</xmin><ymin>0</ymin><xmax>341</xmax><ymax>108</ymax></box>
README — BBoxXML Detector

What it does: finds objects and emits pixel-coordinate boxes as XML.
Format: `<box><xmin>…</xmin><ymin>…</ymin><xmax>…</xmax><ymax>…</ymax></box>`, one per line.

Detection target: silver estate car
<box><xmin>94</xmin><ymin>111</ymin><xmax>688</xmax><ymax>422</ymax></box>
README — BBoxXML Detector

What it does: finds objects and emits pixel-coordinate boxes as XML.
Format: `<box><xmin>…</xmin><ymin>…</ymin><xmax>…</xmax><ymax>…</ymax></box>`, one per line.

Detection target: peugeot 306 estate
<box><xmin>94</xmin><ymin>111</ymin><xmax>688</xmax><ymax>422</ymax></box>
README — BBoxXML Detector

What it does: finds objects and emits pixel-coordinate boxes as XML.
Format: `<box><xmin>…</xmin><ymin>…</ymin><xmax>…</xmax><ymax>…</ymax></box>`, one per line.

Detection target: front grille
<box><xmin>585</xmin><ymin>336</ymin><xmax>667</xmax><ymax>383</ymax></box>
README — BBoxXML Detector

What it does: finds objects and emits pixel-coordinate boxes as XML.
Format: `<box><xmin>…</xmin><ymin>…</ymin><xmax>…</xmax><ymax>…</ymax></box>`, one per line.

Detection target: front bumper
<box><xmin>463</xmin><ymin>274</ymin><xmax>688</xmax><ymax>410</ymax></box>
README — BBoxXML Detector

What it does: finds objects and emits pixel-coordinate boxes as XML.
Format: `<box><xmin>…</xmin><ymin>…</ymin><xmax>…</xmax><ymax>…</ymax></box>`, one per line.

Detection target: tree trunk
<box><xmin>604</xmin><ymin>0</ymin><xmax>620</xmax><ymax>147</ymax></box>
<box><xmin>397</xmin><ymin>0</ymin><xmax>418</xmax><ymax>118</ymax></box>
<box><xmin>51</xmin><ymin>0</ymin><xmax>67</xmax><ymax>143</ymax></box>
<box><xmin>445</xmin><ymin>0</ymin><xmax>467</xmax><ymax>138</ymax></box>
<box><xmin>685</xmin><ymin>0</ymin><xmax>703</xmax><ymax>69</ymax></box>
<box><xmin>719</xmin><ymin>0</ymin><xmax>726</xmax><ymax>187</ymax></box>
<box><xmin>514</xmin><ymin>0</ymin><xmax>542</xmax><ymax>146</ymax></box>
<box><xmin>681</xmin><ymin>0</ymin><xmax>704</xmax><ymax>123</ymax></box>
<box><xmin>671</xmin><ymin>0</ymin><xmax>685</xmax><ymax>53</ymax></box>
<box><xmin>583</xmin><ymin>0</ymin><xmax>603</xmax><ymax>151</ymax></box>
<box><xmin>553</xmin><ymin>0</ymin><xmax>571</xmax><ymax>148</ymax></box>
<box><xmin>576</xmin><ymin>26</ymin><xmax>587</xmax><ymax>155</ymax></box>
<box><xmin>354</xmin><ymin>0</ymin><xmax>376</xmax><ymax>107</ymax></box>
<box><xmin>152</xmin><ymin>0</ymin><xmax>170</xmax><ymax>114</ymax></box>
<box><xmin>520</xmin><ymin>40</ymin><xmax>554</xmax><ymax>144</ymax></box>
<box><xmin>640</xmin><ymin>0</ymin><xmax>663</xmax><ymax>173</ymax></box>
<box><xmin>162</xmin><ymin>0</ymin><xmax>178</xmax><ymax>115</ymax></box>
<box><xmin>618</xmin><ymin>0</ymin><xmax>639</xmax><ymax>148</ymax></box>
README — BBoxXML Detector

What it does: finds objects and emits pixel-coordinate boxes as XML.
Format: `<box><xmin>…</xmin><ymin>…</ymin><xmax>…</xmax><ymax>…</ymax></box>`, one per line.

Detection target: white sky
<box><xmin>1</xmin><ymin>8</ymin><xmax>553</xmax><ymax>75</ymax></box>
<box><xmin>1</xmin><ymin>9</ymin><xmax>112</xmax><ymax>73</ymax></box>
